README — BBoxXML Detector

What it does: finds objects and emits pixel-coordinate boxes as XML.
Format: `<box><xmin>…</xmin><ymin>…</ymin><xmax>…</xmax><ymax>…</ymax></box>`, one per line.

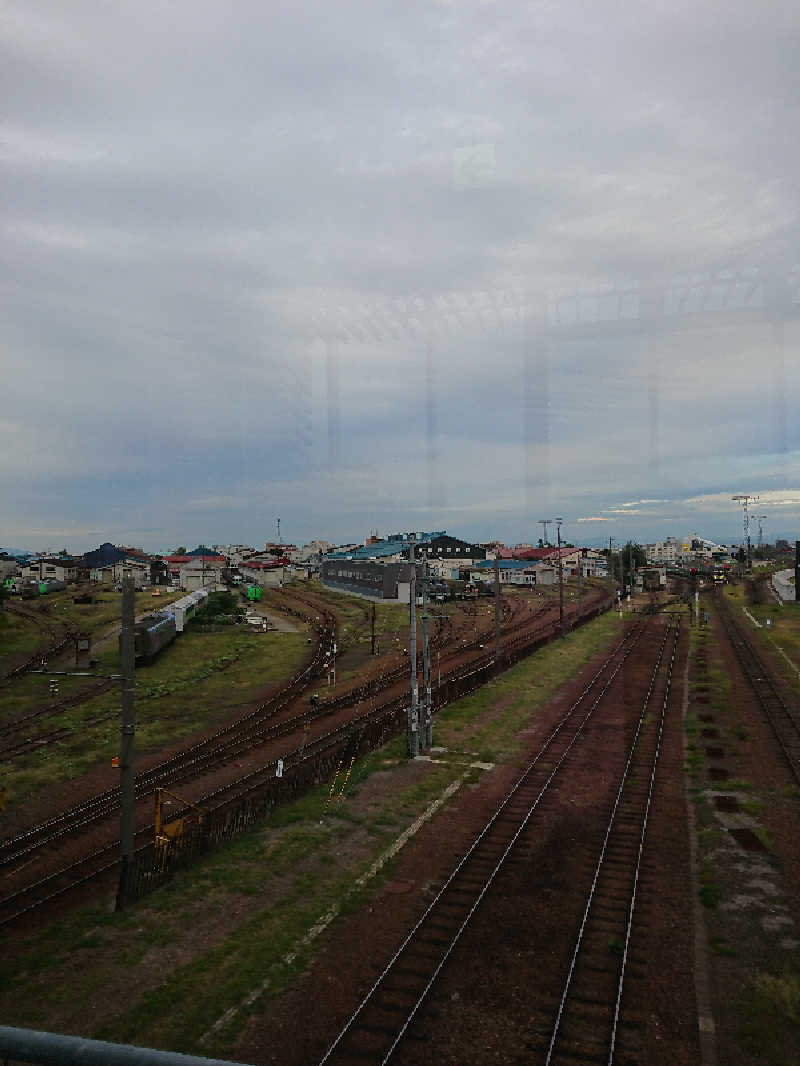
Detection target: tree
<box><xmin>0</xmin><ymin>582</ymin><xmax>8</xmax><ymax>611</ymax></box>
<box><xmin>174</xmin><ymin>546</ymin><xmax>187</xmax><ymax>555</ymax></box>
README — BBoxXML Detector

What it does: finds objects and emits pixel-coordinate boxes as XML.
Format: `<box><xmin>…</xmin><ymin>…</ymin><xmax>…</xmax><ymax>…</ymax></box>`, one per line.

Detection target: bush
<box><xmin>189</xmin><ymin>591</ymin><xmax>245</xmax><ymax>627</ymax></box>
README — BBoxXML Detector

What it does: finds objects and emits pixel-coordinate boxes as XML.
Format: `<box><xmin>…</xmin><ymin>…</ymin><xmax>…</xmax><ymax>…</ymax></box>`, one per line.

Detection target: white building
<box><xmin>23</xmin><ymin>558</ymin><xmax>81</xmax><ymax>583</ymax></box>
<box><xmin>179</xmin><ymin>559</ymin><xmax>224</xmax><ymax>592</ymax></box>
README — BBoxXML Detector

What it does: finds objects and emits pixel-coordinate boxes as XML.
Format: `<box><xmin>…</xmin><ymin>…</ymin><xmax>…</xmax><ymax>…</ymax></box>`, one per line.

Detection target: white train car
<box><xmin>171</xmin><ymin>589</ymin><xmax>209</xmax><ymax>632</ymax></box>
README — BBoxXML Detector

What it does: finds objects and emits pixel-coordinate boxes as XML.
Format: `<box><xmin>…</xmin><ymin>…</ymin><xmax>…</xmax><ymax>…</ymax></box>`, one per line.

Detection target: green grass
<box><xmin>738</xmin><ymin>969</ymin><xmax>800</xmax><ymax>1065</ymax></box>
<box><xmin>0</xmin><ymin>610</ymin><xmax>45</xmax><ymax>661</ymax></box>
<box><xmin>699</xmin><ymin>874</ymin><xmax>723</xmax><ymax>909</ymax></box>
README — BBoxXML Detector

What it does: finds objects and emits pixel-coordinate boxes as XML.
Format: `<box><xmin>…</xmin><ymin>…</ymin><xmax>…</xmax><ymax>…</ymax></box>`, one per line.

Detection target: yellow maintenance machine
<box><xmin>154</xmin><ymin>787</ymin><xmax>203</xmax><ymax>871</ymax></box>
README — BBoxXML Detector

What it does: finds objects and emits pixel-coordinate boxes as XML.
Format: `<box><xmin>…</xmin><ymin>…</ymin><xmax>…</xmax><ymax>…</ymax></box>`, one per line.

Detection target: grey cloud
<box><xmin>3</xmin><ymin>0</ymin><xmax>799</xmax><ymax>550</ymax></box>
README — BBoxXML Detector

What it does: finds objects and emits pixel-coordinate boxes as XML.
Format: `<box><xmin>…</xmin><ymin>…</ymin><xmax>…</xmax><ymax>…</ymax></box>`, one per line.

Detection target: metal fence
<box><xmin>119</xmin><ymin>595</ymin><xmax>613</xmax><ymax>906</ymax></box>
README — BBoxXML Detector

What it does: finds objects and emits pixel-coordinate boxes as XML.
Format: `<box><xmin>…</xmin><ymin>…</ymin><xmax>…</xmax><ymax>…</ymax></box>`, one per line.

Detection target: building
<box><xmin>84</xmin><ymin>542</ymin><xmax>158</xmax><ymax>586</ymax></box>
<box><xmin>290</xmin><ymin>540</ymin><xmax>334</xmax><ymax>564</ymax></box>
<box><xmin>579</xmin><ymin>549</ymin><xmax>608</xmax><ymax>578</ymax></box>
<box><xmin>402</xmin><ymin>534</ymin><xmax>487</xmax><ymax>572</ymax></box>
<box><xmin>23</xmin><ymin>558</ymin><xmax>81</xmax><ymax>583</ymax></box>
<box><xmin>0</xmin><ymin>554</ymin><xmax>19</xmax><ymax>580</ymax></box>
<box><xmin>240</xmin><ymin>557</ymin><xmax>291</xmax><ymax>589</ymax></box>
<box><xmin>470</xmin><ymin>560</ymin><xmax>556</xmax><ymax>586</ymax></box>
<box><xmin>178</xmin><ymin>557</ymin><xmax>227</xmax><ymax>592</ymax></box>
<box><xmin>321</xmin><ymin>559</ymin><xmax>423</xmax><ymax>601</ymax></box>
<box><xmin>326</xmin><ymin>531</ymin><xmax>446</xmax><ymax>563</ymax></box>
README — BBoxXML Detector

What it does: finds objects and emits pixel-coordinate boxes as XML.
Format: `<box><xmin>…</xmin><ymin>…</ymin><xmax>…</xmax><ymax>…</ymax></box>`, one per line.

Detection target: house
<box><xmin>469</xmin><ymin>560</ymin><xmax>556</xmax><ymax>586</ymax></box>
<box><xmin>23</xmin><ymin>558</ymin><xmax>81</xmax><ymax>583</ymax></box>
<box><xmin>402</xmin><ymin>534</ymin><xmax>487</xmax><ymax>577</ymax></box>
<box><xmin>240</xmin><ymin>557</ymin><xmax>291</xmax><ymax>589</ymax></box>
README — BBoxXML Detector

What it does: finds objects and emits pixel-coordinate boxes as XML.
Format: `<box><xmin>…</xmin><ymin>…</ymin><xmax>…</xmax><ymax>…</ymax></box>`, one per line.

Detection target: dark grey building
<box><xmin>321</xmin><ymin>559</ymin><xmax>423</xmax><ymax>601</ymax></box>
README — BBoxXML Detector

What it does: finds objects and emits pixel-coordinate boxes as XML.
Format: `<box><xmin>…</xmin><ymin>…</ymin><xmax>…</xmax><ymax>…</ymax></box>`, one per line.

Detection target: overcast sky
<box><xmin>3</xmin><ymin>0</ymin><xmax>799</xmax><ymax>553</ymax></box>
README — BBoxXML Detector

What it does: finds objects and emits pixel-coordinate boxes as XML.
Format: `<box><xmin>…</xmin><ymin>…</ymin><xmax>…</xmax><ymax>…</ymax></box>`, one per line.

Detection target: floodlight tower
<box><xmin>731</xmin><ymin>495</ymin><xmax>758</xmax><ymax>570</ymax></box>
<box><xmin>539</xmin><ymin>519</ymin><xmax>551</xmax><ymax>547</ymax></box>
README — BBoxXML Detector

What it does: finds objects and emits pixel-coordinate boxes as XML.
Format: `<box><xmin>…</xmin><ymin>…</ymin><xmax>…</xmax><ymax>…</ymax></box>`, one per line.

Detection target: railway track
<box><xmin>0</xmin><ymin>599</ymin><xmax>337</xmax><ymax>870</ymax></box>
<box><xmin>0</xmin><ymin>592</ymin><xmax>610</xmax><ymax>930</ymax></box>
<box><xmin>716</xmin><ymin>595</ymin><xmax>800</xmax><ymax>785</ymax></box>
<box><xmin>316</xmin><ymin>615</ymin><xmax>657</xmax><ymax>1066</ymax></box>
<box><xmin>1</xmin><ymin>603</ymin><xmax>74</xmax><ymax>684</ymax></box>
<box><xmin>535</xmin><ymin>615</ymin><xmax>680</xmax><ymax>1065</ymax></box>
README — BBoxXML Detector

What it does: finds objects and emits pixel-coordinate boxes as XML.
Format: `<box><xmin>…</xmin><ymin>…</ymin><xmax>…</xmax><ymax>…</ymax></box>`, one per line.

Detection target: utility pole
<box><xmin>556</xmin><ymin>518</ymin><xmax>564</xmax><ymax>637</ymax></box>
<box><xmin>421</xmin><ymin>556</ymin><xmax>432</xmax><ymax>750</ymax></box>
<box><xmin>494</xmin><ymin>553</ymin><xmax>501</xmax><ymax>664</ymax></box>
<box><xmin>407</xmin><ymin>541</ymin><xmax>419</xmax><ymax>758</ymax></box>
<box><xmin>370</xmin><ymin>601</ymin><xmax>376</xmax><ymax>655</ymax></box>
<box><xmin>115</xmin><ymin>577</ymin><xmax>136</xmax><ymax>911</ymax></box>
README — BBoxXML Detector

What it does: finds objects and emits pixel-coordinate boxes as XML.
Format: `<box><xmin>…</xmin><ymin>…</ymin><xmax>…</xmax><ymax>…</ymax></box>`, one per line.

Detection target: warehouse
<box><xmin>322</xmin><ymin>559</ymin><xmax>423</xmax><ymax>602</ymax></box>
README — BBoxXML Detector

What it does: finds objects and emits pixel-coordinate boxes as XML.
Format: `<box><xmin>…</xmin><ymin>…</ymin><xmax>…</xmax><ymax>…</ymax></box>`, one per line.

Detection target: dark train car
<box><xmin>122</xmin><ymin>611</ymin><xmax>177</xmax><ymax>662</ymax></box>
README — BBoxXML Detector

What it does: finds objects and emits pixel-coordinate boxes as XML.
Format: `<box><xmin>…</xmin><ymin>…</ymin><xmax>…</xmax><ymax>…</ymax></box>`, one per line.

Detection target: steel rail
<box><xmin>0</xmin><ymin>602</ymin><xmax>337</xmax><ymax>863</ymax></box>
<box><xmin>0</xmin><ymin>595</ymin><xmax>610</xmax><ymax>930</ymax></box>
<box><xmin>317</xmin><ymin>617</ymin><xmax>651</xmax><ymax>1066</ymax></box>
<box><xmin>0</xmin><ymin>591</ymin><xmax>600</xmax><ymax>869</ymax></box>
<box><xmin>544</xmin><ymin>617</ymin><xmax>679</xmax><ymax>1065</ymax></box>
<box><xmin>717</xmin><ymin>596</ymin><xmax>800</xmax><ymax>785</ymax></box>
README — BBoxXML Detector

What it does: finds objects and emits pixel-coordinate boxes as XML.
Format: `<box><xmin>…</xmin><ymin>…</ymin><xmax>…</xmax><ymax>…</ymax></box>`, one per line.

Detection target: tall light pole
<box><xmin>556</xmin><ymin>518</ymin><xmax>564</xmax><ymax>636</ymax></box>
<box><xmin>732</xmin><ymin>495</ymin><xmax>758</xmax><ymax>571</ymax></box>
<box><xmin>494</xmin><ymin>552</ymin><xmax>501</xmax><ymax>664</ymax></box>
<box><xmin>407</xmin><ymin>540</ymin><xmax>419</xmax><ymax>758</ymax></box>
<box><xmin>608</xmin><ymin>536</ymin><xmax>617</xmax><ymax>608</ymax></box>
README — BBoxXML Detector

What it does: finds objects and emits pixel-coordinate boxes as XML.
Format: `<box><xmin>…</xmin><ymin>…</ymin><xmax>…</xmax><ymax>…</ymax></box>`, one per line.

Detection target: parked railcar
<box><xmin>121</xmin><ymin>611</ymin><xmax>177</xmax><ymax>662</ymax></box>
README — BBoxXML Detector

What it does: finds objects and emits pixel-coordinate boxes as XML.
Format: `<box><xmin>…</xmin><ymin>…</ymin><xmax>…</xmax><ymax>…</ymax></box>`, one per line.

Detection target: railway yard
<box><xmin>1</xmin><ymin>578</ymin><xmax>799</xmax><ymax>1064</ymax></box>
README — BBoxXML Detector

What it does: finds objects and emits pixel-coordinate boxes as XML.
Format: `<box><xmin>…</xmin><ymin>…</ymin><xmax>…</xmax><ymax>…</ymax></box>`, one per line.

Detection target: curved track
<box><xmin>0</xmin><ymin>589</ymin><xmax>610</xmax><ymax>930</ymax></box>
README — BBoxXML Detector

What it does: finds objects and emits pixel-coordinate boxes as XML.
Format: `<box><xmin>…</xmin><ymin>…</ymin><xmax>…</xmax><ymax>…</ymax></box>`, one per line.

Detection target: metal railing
<box><xmin>0</xmin><ymin>1027</ymin><xmax>253</xmax><ymax>1066</ymax></box>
